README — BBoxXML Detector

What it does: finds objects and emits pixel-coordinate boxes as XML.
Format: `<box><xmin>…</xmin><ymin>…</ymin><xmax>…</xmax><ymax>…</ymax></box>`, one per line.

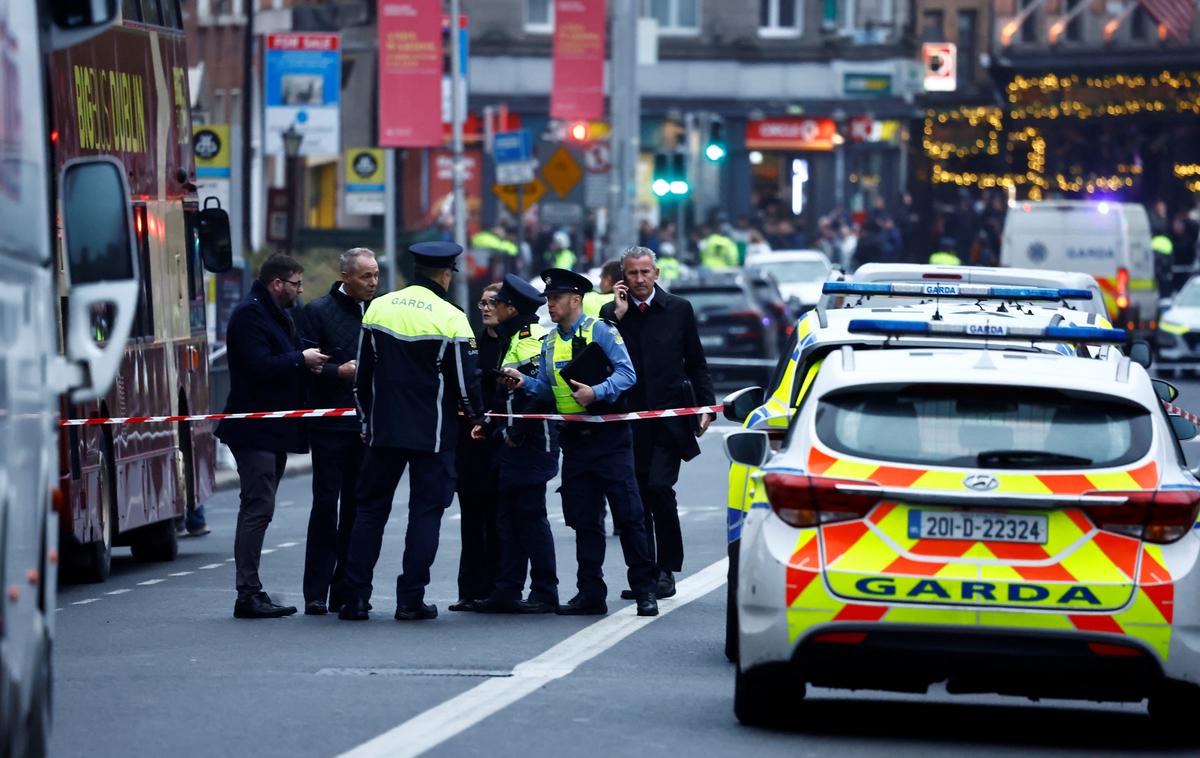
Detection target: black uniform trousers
<box><xmin>492</xmin><ymin>482</ymin><xmax>558</xmax><ymax>603</ymax></box>
<box><xmin>634</xmin><ymin>423</ymin><xmax>685</xmax><ymax>574</ymax></box>
<box><xmin>342</xmin><ymin>445</ymin><xmax>457</xmax><ymax>606</ymax></box>
<box><xmin>559</xmin><ymin>423</ymin><xmax>656</xmax><ymax>600</ymax></box>
<box><xmin>303</xmin><ymin>430</ymin><xmax>364</xmax><ymax>605</ymax></box>
<box><xmin>455</xmin><ymin>439</ymin><xmax>500</xmax><ymax>600</ymax></box>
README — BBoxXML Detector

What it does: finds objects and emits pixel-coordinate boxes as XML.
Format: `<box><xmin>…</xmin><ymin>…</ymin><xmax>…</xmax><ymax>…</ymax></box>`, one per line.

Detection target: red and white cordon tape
<box><xmin>1164</xmin><ymin>401</ymin><xmax>1200</xmax><ymax>426</ymax></box>
<box><xmin>58</xmin><ymin>405</ymin><xmax>724</xmax><ymax>427</ymax></box>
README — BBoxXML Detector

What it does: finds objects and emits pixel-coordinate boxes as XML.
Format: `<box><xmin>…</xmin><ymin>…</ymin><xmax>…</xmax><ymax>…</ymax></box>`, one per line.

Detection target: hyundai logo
<box><xmin>964</xmin><ymin>474</ymin><xmax>999</xmax><ymax>491</ymax></box>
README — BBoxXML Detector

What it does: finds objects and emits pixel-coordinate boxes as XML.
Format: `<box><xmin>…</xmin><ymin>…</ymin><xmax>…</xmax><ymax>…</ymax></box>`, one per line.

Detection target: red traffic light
<box><xmin>569</xmin><ymin>122</ymin><xmax>589</xmax><ymax>141</ymax></box>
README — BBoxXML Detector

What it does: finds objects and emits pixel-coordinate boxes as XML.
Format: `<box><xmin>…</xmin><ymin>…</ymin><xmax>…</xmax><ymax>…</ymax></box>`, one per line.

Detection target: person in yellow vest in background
<box><xmin>471</xmin><ymin>224</ymin><xmax>520</xmax><ymax>278</ymax></box>
<box><xmin>657</xmin><ymin>250</ymin><xmax>682</xmax><ymax>282</ymax></box>
<box><xmin>1153</xmin><ymin>233</ymin><xmax>1174</xmax><ymax>297</ymax></box>
<box><xmin>928</xmin><ymin>237</ymin><xmax>962</xmax><ymax>266</ymax></box>
<box><xmin>582</xmin><ymin>259</ymin><xmax>622</xmax><ymax>318</ymax></box>
<box><xmin>700</xmin><ymin>225</ymin><xmax>739</xmax><ymax>270</ymax></box>
<box><xmin>549</xmin><ymin>230</ymin><xmax>578</xmax><ymax>271</ymax></box>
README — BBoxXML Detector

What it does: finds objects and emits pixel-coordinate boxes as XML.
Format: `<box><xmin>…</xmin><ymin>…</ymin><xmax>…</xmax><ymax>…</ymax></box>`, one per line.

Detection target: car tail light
<box><xmin>1115</xmin><ymin>267</ymin><xmax>1130</xmax><ymax>310</ymax></box>
<box><xmin>728</xmin><ymin>309</ymin><xmax>765</xmax><ymax>337</ymax></box>
<box><xmin>762</xmin><ymin>473</ymin><xmax>881</xmax><ymax>527</ymax></box>
<box><xmin>1079</xmin><ymin>489</ymin><xmax>1200</xmax><ymax>544</ymax></box>
<box><xmin>812</xmin><ymin>631</ymin><xmax>867</xmax><ymax>644</ymax></box>
<box><xmin>1087</xmin><ymin>642</ymin><xmax>1143</xmax><ymax>657</ymax></box>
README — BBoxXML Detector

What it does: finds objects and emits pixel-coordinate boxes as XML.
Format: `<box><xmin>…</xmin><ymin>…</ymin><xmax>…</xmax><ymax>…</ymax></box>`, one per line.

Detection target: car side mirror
<box><xmin>1128</xmin><ymin>340</ymin><xmax>1152</xmax><ymax>369</ymax></box>
<box><xmin>1169</xmin><ymin>414</ymin><xmax>1198</xmax><ymax>442</ymax></box>
<box><xmin>198</xmin><ymin>198</ymin><xmax>233</xmax><ymax>273</ymax></box>
<box><xmin>722</xmin><ymin>386</ymin><xmax>766</xmax><ymax>423</ymax></box>
<box><xmin>724</xmin><ymin>430</ymin><xmax>771</xmax><ymax>468</ymax></box>
<box><xmin>1152</xmin><ymin>379</ymin><xmax>1179</xmax><ymax>404</ymax></box>
<box><xmin>60</xmin><ymin>157</ymin><xmax>139</xmax><ymax>401</ymax></box>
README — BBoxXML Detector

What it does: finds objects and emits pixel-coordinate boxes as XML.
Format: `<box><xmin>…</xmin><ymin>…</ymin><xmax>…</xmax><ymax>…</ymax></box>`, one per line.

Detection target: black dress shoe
<box><xmin>337</xmin><ymin>598</ymin><xmax>370</xmax><ymax>621</ymax></box>
<box><xmin>656</xmin><ymin>571</ymin><xmax>677</xmax><ymax>599</ymax></box>
<box><xmin>517</xmin><ymin>598</ymin><xmax>558</xmax><ymax>614</ymax></box>
<box><xmin>619</xmin><ymin>589</ymin><xmax>636</xmax><ymax>600</ymax></box>
<box><xmin>474</xmin><ymin>596</ymin><xmax>522</xmax><ymax>614</ymax></box>
<box><xmin>448</xmin><ymin>599</ymin><xmax>478</xmax><ymax>612</ymax></box>
<box><xmin>394</xmin><ymin>602</ymin><xmax>438</xmax><ymax>621</ymax></box>
<box><xmin>305</xmin><ymin>600</ymin><xmax>328</xmax><ymax>616</ymax></box>
<box><xmin>233</xmin><ymin>592</ymin><xmax>297</xmax><ymax>619</ymax></box>
<box><xmin>555</xmin><ymin>594</ymin><xmax>607</xmax><ymax>616</ymax></box>
<box><xmin>636</xmin><ymin>596</ymin><xmax>659</xmax><ymax>617</ymax></box>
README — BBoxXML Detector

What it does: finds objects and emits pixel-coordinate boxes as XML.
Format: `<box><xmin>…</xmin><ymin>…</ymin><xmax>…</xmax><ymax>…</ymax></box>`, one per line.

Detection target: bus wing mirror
<box><xmin>48</xmin><ymin>0</ymin><xmax>119</xmax><ymax>50</ymax></box>
<box><xmin>60</xmin><ymin>158</ymin><xmax>139</xmax><ymax>402</ymax></box>
<box><xmin>198</xmin><ymin>199</ymin><xmax>233</xmax><ymax>273</ymax></box>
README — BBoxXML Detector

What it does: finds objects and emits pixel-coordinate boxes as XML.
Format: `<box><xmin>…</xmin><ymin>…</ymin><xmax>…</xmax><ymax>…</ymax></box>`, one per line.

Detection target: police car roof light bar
<box><xmin>846</xmin><ymin>319</ymin><xmax>1128</xmax><ymax>343</ymax></box>
<box><xmin>822</xmin><ymin>282</ymin><xmax>1093</xmax><ymax>301</ymax></box>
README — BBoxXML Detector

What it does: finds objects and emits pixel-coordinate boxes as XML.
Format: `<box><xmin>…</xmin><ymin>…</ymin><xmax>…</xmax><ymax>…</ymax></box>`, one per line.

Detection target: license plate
<box><xmin>908</xmin><ymin>510</ymin><xmax>1048</xmax><ymax>544</ymax></box>
<box><xmin>700</xmin><ymin>335</ymin><xmax>724</xmax><ymax>347</ymax></box>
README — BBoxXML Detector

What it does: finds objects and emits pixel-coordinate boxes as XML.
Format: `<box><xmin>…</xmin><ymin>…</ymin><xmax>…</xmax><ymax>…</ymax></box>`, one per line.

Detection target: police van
<box><xmin>1000</xmin><ymin>200</ymin><xmax>1156</xmax><ymax>340</ymax></box>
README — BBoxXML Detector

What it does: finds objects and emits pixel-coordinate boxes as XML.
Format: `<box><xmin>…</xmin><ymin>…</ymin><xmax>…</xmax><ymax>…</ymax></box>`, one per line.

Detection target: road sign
<box><xmin>493</xmin><ymin>178</ymin><xmax>546</xmax><ymax>214</ymax></box>
<box><xmin>923</xmin><ymin>42</ymin><xmax>957</xmax><ymax>92</ymax></box>
<box><xmin>493</xmin><ymin>129</ymin><xmax>533</xmax><ymax>164</ymax></box>
<box><xmin>345</xmin><ymin>147</ymin><xmax>386</xmax><ymax>215</ymax></box>
<box><xmin>542</xmin><ymin>146</ymin><xmax>583</xmax><ymax>198</ymax></box>
<box><xmin>541</xmin><ymin>201</ymin><xmax>584</xmax><ymax>226</ymax></box>
<box><xmin>496</xmin><ymin>160</ymin><xmax>536</xmax><ymax>186</ymax></box>
<box><xmin>583</xmin><ymin>143</ymin><xmax>611</xmax><ymax>173</ymax></box>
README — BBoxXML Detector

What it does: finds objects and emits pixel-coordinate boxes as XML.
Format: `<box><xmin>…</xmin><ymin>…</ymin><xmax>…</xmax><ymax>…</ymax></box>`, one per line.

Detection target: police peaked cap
<box><xmin>494</xmin><ymin>273</ymin><xmax>544</xmax><ymax>315</ymax></box>
<box><xmin>540</xmin><ymin>268</ymin><xmax>592</xmax><ymax>295</ymax></box>
<box><xmin>409</xmin><ymin>241</ymin><xmax>464</xmax><ymax>269</ymax></box>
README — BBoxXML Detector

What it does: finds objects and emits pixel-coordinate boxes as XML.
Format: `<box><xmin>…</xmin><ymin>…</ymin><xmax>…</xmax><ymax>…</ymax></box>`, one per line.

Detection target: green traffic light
<box><xmin>705</xmin><ymin>143</ymin><xmax>726</xmax><ymax>161</ymax></box>
<box><xmin>652</xmin><ymin>179</ymin><xmax>671</xmax><ymax>197</ymax></box>
<box><xmin>670</xmin><ymin>180</ymin><xmax>689</xmax><ymax>195</ymax></box>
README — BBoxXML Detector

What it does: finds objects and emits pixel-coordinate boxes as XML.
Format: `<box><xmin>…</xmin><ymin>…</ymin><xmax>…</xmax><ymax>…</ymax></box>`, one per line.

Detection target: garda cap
<box><xmin>494</xmin><ymin>273</ymin><xmax>544</xmax><ymax>315</ymax></box>
<box><xmin>540</xmin><ymin>267</ymin><xmax>592</xmax><ymax>296</ymax></box>
<box><xmin>409</xmin><ymin>241</ymin><xmax>464</xmax><ymax>269</ymax></box>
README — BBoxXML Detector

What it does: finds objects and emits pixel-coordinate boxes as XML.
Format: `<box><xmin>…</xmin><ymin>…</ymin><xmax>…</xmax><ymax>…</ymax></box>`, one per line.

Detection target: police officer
<box><xmin>338</xmin><ymin>242</ymin><xmax>485</xmax><ymax>622</ymax></box>
<box><xmin>502</xmin><ymin>269</ymin><xmax>658</xmax><ymax>617</ymax></box>
<box><xmin>582</xmin><ymin>259</ymin><xmax>621</xmax><ymax>318</ymax></box>
<box><xmin>470</xmin><ymin>275</ymin><xmax>560</xmax><ymax>614</ymax></box>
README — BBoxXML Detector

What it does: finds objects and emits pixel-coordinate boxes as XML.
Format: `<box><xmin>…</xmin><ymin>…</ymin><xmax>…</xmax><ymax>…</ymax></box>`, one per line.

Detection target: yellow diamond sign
<box><xmin>492</xmin><ymin>179</ymin><xmax>546</xmax><ymax>214</ymax></box>
<box><xmin>542</xmin><ymin>146</ymin><xmax>583</xmax><ymax>199</ymax></box>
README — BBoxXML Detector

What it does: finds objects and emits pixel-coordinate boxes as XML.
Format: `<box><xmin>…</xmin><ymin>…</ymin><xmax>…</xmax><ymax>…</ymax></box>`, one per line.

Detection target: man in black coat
<box><xmin>216</xmin><ymin>254</ymin><xmax>329</xmax><ymax>619</ymax></box>
<box><xmin>600</xmin><ymin>247</ymin><xmax>715</xmax><ymax>598</ymax></box>
<box><xmin>294</xmin><ymin>248</ymin><xmax>379</xmax><ymax>615</ymax></box>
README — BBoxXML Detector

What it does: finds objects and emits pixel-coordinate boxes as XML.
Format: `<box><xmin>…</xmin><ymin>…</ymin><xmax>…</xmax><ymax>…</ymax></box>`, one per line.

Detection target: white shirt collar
<box><xmin>633</xmin><ymin>288</ymin><xmax>656</xmax><ymax>308</ymax></box>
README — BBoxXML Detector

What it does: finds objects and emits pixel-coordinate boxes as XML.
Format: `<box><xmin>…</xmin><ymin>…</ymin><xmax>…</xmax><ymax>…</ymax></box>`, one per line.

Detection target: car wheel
<box><xmin>734</xmin><ymin>664</ymin><xmax>803</xmax><ymax>727</ymax></box>
<box><xmin>1148</xmin><ymin>681</ymin><xmax>1200</xmax><ymax>732</ymax></box>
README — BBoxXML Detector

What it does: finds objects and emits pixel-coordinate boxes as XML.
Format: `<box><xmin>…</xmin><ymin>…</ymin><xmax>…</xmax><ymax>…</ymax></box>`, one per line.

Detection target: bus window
<box><xmin>139</xmin><ymin>0</ymin><xmax>162</xmax><ymax>26</ymax></box>
<box><xmin>132</xmin><ymin>205</ymin><xmax>155</xmax><ymax>338</ymax></box>
<box><xmin>183</xmin><ymin>206</ymin><xmax>205</xmax><ymax>332</ymax></box>
<box><xmin>159</xmin><ymin>0</ymin><xmax>182</xmax><ymax>29</ymax></box>
<box><xmin>121</xmin><ymin>0</ymin><xmax>142</xmax><ymax>22</ymax></box>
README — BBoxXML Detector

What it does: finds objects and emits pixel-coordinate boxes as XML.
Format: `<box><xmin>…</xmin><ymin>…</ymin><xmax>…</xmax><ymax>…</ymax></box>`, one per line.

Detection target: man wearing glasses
<box><xmin>217</xmin><ymin>254</ymin><xmax>329</xmax><ymax>619</ymax></box>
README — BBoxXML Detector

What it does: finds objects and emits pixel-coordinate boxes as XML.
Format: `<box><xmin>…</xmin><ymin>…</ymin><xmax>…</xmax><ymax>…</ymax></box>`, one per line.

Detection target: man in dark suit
<box><xmin>295</xmin><ymin>248</ymin><xmax>379</xmax><ymax>615</ymax></box>
<box><xmin>216</xmin><ymin>254</ymin><xmax>329</xmax><ymax>619</ymax></box>
<box><xmin>600</xmin><ymin>247</ymin><xmax>715</xmax><ymax>599</ymax></box>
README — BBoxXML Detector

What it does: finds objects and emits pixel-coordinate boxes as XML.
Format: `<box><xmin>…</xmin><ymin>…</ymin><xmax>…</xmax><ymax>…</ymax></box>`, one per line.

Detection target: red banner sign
<box><xmin>378</xmin><ymin>0</ymin><xmax>443</xmax><ymax>147</ymax></box>
<box><xmin>746</xmin><ymin>117</ymin><xmax>838</xmax><ymax>151</ymax></box>
<box><xmin>551</xmin><ymin>0</ymin><xmax>606</xmax><ymax>122</ymax></box>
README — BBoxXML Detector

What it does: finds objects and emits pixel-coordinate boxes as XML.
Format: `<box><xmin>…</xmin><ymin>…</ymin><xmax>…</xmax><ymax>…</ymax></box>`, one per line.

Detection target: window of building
<box><xmin>526</xmin><ymin>0</ymin><xmax>553</xmax><ymax>32</ymax></box>
<box><xmin>921</xmin><ymin>9</ymin><xmax>944</xmax><ymax>39</ymax></box>
<box><xmin>760</xmin><ymin>0</ymin><xmax>801</xmax><ymax>36</ymax></box>
<box><xmin>956</xmin><ymin>10</ymin><xmax>976</xmax><ymax>82</ymax></box>
<box><xmin>647</xmin><ymin>0</ymin><xmax>699</xmax><ymax>33</ymax></box>
<box><xmin>1019</xmin><ymin>0</ymin><xmax>1039</xmax><ymax>42</ymax></box>
<box><xmin>1065</xmin><ymin>0</ymin><xmax>1082</xmax><ymax>41</ymax></box>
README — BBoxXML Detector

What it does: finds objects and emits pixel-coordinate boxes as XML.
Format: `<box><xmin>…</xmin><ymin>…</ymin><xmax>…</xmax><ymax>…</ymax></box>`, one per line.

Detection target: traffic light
<box><xmin>704</xmin><ymin>119</ymin><xmax>726</xmax><ymax>162</ymax></box>
<box><xmin>652</xmin><ymin>152</ymin><xmax>690</xmax><ymax>197</ymax></box>
<box><xmin>568</xmin><ymin>121</ymin><xmax>589</xmax><ymax>142</ymax></box>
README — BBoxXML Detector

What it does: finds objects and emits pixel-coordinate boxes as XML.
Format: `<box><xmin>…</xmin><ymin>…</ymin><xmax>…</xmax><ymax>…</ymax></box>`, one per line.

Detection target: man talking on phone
<box><xmin>600</xmin><ymin>246</ymin><xmax>714</xmax><ymax>600</ymax></box>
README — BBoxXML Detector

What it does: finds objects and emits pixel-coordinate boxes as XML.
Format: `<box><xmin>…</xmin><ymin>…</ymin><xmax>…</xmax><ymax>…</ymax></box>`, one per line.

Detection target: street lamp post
<box><xmin>281</xmin><ymin>124</ymin><xmax>303</xmax><ymax>256</ymax></box>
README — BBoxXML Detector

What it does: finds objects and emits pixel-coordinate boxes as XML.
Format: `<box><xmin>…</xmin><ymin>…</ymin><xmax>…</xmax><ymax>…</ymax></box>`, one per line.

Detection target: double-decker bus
<box><xmin>48</xmin><ymin>0</ymin><xmax>223</xmax><ymax>582</ymax></box>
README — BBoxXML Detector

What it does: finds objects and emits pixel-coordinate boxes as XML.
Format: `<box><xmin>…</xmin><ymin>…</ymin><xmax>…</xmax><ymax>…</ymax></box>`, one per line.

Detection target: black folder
<box><xmin>558</xmin><ymin>342</ymin><xmax>613</xmax><ymax>388</ymax></box>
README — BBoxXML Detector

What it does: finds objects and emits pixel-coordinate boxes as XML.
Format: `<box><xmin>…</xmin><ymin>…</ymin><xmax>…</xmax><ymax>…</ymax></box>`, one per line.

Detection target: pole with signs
<box><xmin>385</xmin><ymin>148</ymin><xmax>397</xmax><ymax>294</ymax></box>
<box><xmin>450</xmin><ymin>0</ymin><xmax>468</xmax><ymax>310</ymax></box>
<box><xmin>609</xmin><ymin>0</ymin><xmax>638</xmax><ymax>258</ymax></box>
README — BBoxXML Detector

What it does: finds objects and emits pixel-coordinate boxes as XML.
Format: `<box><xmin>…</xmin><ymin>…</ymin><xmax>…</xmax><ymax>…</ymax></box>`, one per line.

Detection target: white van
<box><xmin>1000</xmin><ymin>200</ymin><xmax>1156</xmax><ymax>340</ymax></box>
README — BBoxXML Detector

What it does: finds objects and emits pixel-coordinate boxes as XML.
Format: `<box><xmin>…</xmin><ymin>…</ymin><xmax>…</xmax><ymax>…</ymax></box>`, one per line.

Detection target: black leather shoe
<box><xmin>233</xmin><ymin>592</ymin><xmax>297</xmax><ymax>619</ymax></box>
<box><xmin>394</xmin><ymin>602</ymin><xmax>438</xmax><ymax>621</ymax></box>
<box><xmin>656</xmin><ymin>571</ymin><xmax>677</xmax><ymax>599</ymax></box>
<box><xmin>517</xmin><ymin>598</ymin><xmax>558</xmax><ymax>614</ymax></box>
<box><xmin>305</xmin><ymin>600</ymin><xmax>328</xmax><ymax>616</ymax></box>
<box><xmin>619</xmin><ymin>589</ymin><xmax>636</xmax><ymax>600</ymax></box>
<box><xmin>474</xmin><ymin>595</ymin><xmax>522</xmax><ymax>614</ymax></box>
<box><xmin>448</xmin><ymin>599</ymin><xmax>478</xmax><ymax>612</ymax></box>
<box><xmin>337</xmin><ymin>598</ymin><xmax>370</xmax><ymax>621</ymax></box>
<box><xmin>556</xmin><ymin>594</ymin><xmax>607</xmax><ymax>616</ymax></box>
<box><xmin>636</xmin><ymin>596</ymin><xmax>659</xmax><ymax>617</ymax></box>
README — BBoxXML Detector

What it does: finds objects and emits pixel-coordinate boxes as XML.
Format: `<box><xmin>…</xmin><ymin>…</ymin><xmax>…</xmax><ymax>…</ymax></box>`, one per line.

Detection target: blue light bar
<box><xmin>823</xmin><ymin>282</ymin><xmax>1093</xmax><ymax>301</ymax></box>
<box><xmin>846</xmin><ymin>319</ymin><xmax>1127</xmax><ymax>343</ymax></box>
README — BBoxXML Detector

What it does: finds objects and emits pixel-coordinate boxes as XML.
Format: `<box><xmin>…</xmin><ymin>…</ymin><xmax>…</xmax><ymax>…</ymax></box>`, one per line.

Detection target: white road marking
<box><xmin>55</xmin><ymin>608</ymin><xmax>63</xmax><ymax>613</ymax></box>
<box><xmin>277</xmin><ymin>542</ymin><xmax>298</xmax><ymax>548</ymax></box>
<box><xmin>338</xmin><ymin>557</ymin><xmax>728</xmax><ymax>758</ymax></box>
<box><xmin>71</xmin><ymin>598</ymin><xmax>99</xmax><ymax>605</ymax></box>
<box><xmin>224</xmin><ymin>558</ymin><xmax>236</xmax><ymax>562</ymax></box>
<box><xmin>280</xmin><ymin>500</ymin><xmax>295</xmax><ymax>506</ymax></box>
<box><xmin>104</xmin><ymin>589</ymin><xmax>132</xmax><ymax>595</ymax></box>
<box><xmin>169</xmin><ymin>571</ymin><xmax>194</xmax><ymax>577</ymax></box>
<box><xmin>199</xmin><ymin>563</ymin><xmax>223</xmax><ymax>570</ymax></box>
<box><xmin>261</xmin><ymin>548</ymin><xmax>276</xmax><ymax>555</ymax></box>
<box><xmin>137</xmin><ymin>579</ymin><xmax>166</xmax><ymax>586</ymax></box>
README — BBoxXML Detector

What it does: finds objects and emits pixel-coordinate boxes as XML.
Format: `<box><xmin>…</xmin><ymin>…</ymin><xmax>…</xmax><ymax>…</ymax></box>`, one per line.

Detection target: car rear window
<box><xmin>673</xmin><ymin>287</ymin><xmax>749</xmax><ymax>313</ymax></box>
<box><xmin>814</xmin><ymin>384</ymin><xmax>1152</xmax><ymax>469</ymax></box>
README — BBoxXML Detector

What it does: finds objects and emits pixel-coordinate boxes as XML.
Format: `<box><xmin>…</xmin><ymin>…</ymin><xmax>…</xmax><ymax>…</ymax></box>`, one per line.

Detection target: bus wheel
<box><xmin>129</xmin><ymin>518</ymin><xmax>178</xmax><ymax>563</ymax></box>
<box><xmin>76</xmin><ymin>442</ymin><xmax>114</xmax><ymax>583</ymax></box>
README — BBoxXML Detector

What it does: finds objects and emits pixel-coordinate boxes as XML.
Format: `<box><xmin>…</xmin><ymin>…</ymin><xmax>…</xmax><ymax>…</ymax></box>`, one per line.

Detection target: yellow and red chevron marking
<box><xmin>806</xmin><ymin>447</ymin><xmax>1158</xmax><ymax>494</ymax></box>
